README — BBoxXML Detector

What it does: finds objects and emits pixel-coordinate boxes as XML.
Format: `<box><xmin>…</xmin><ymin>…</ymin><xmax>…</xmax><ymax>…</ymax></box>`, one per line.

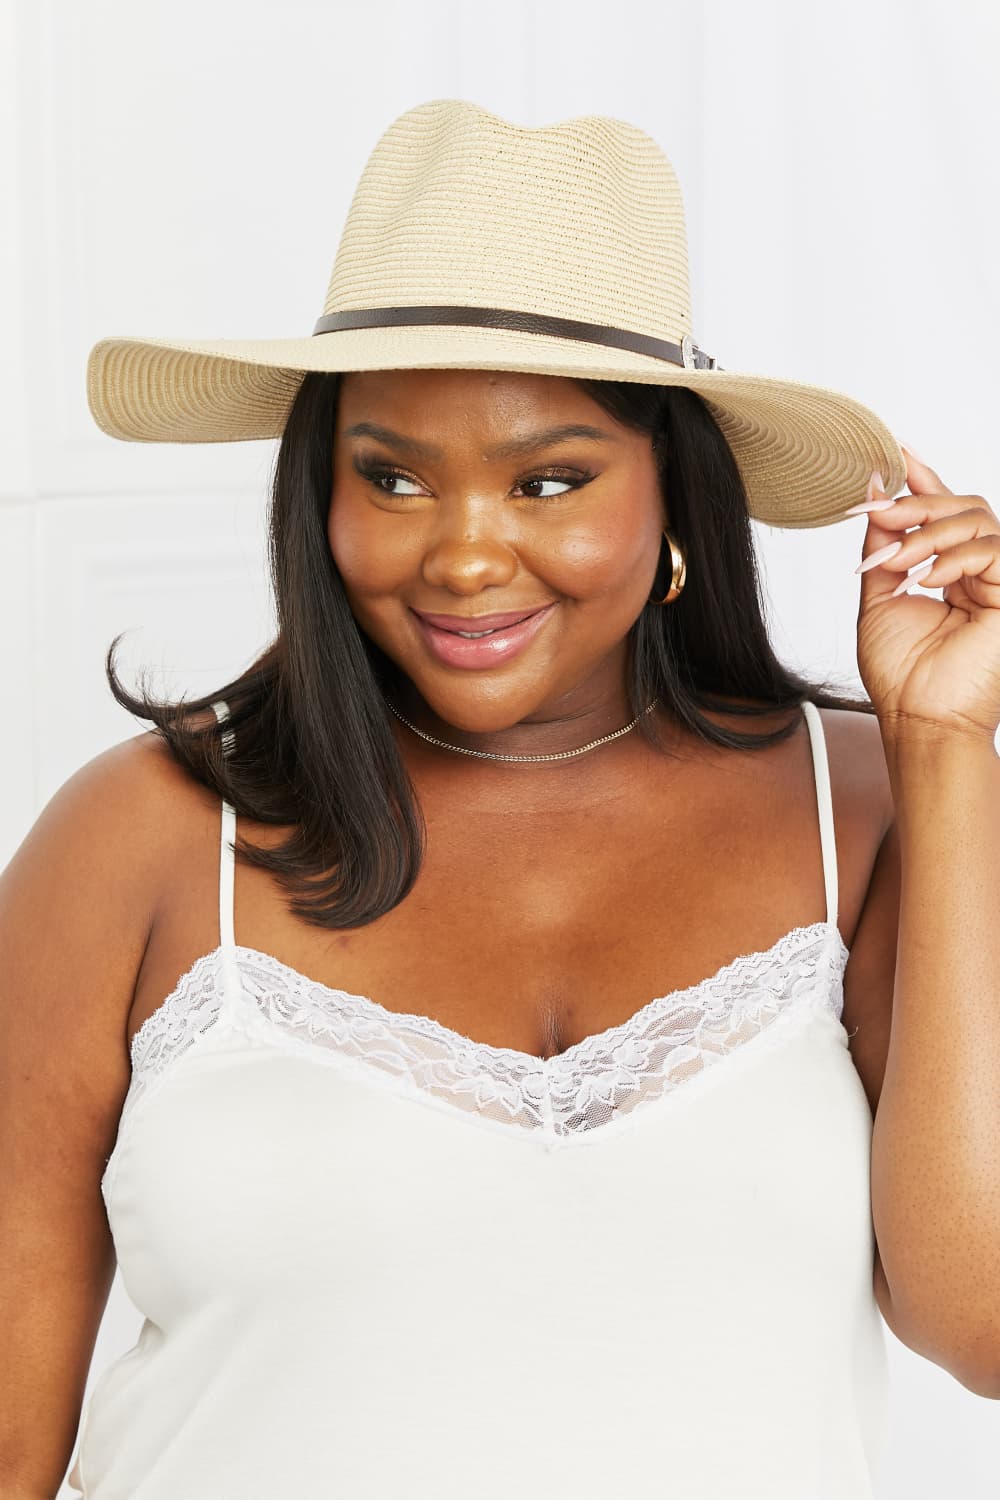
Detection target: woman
<box><xmin>4</xmin><ymin>98</ymin><xmax>1000</xmax><ymax>1500</ymax></box>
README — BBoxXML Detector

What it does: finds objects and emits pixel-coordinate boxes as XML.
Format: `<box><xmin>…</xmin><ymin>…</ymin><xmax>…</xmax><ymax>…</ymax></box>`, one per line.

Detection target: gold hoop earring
<box><xmin>650</xmin><ymin>526</ymin><xmax>686</xmax><ymax>605</ymax></box>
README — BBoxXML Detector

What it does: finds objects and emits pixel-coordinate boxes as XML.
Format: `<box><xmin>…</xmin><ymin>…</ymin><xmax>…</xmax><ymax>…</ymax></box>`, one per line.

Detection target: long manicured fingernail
<box><xmin>867</xmin><ymin>470</ymin><xmax>887</xmax><ymax>503</ymax></box>
<box><xmin>890</xmin><ymin>561</ymin><xmax>934</xmax><ymax>598</ymax></box>
<box><xmin>897</xmin><ymin>438</ymin><xmax>929</xmax><ymax>464</ymax></box>
<box><xmin>855</xmin><ymin>540</ymin><xmax>903</xmax><ymax>575</ymax></box>
<box><xmin>843</xmin><ymin>497</ymin><xmax>896</xmax><ymax>515</ymax></box>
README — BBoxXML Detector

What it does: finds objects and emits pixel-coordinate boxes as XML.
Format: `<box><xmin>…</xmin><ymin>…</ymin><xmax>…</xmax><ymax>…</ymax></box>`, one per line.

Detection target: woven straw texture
<box><xmin>86</xmin><ymin>98</ymin><xmax>906</xmax><ymax>528</ymax></box>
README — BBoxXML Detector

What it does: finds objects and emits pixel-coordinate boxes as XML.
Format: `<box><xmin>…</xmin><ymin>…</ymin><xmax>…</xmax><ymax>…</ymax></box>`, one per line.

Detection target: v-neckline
<box><xmin>131</xmin><ymin>919</ymin><xmax>848</xmax><ymax>1074</ymax></box>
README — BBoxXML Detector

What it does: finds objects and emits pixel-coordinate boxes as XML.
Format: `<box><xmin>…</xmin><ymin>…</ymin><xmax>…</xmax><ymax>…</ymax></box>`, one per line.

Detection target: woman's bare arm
<box><xmin>0</xmin><ymin>734</ymin><xmax>170</xmax><ymax>1498</ymax></box>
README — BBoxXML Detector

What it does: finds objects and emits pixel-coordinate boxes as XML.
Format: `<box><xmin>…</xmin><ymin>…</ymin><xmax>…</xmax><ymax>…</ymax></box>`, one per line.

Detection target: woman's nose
<box><xmin>418</xmin><ymin>502</ymin><xmax>519</xmax><ymax>592</ymax></box>
<box><xmin>419</xmin><ymin>534</ymin><xmax>517</xmax><ymax>593</ymax></box>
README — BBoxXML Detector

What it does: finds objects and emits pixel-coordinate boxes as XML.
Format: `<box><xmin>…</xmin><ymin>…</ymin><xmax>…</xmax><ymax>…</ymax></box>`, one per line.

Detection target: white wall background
<box><xmin>2</xmin><ymin>0</ymin><xmax>998</xmax><ymax>1494</ymax></box>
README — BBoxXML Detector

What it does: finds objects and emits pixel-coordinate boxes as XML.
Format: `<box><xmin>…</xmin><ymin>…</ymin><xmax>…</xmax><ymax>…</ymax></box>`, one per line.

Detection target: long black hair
<box><xmin>105</xmin><ymin>369</ymin><xmax>872</xmax><ymax>928</ymax></box>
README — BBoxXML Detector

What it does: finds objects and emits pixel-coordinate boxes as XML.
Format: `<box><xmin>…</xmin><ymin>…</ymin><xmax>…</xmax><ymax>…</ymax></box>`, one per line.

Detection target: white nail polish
<box><xmin>890</xmin><ymin>561</ymin><xmax>934</xmax><ymax>598</ymax></box>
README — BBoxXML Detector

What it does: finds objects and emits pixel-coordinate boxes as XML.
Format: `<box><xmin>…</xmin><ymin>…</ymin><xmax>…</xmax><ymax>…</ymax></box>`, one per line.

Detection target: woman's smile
<box><xmin>410</xmin><ymin>601</ymin><xmax>558</xmax><ymax>669</ymax></box>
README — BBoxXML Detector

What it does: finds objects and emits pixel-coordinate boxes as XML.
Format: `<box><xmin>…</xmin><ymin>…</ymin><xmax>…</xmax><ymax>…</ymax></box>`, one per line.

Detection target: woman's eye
<box><xmin>519</xmin><ymin>476</ymin><xmax>576</xmax><ymax>498</ymax></box>
<box><xmin>372</xmin><ymin>470</ymin><xmax>422</xmax><ymax>496</ymax></box>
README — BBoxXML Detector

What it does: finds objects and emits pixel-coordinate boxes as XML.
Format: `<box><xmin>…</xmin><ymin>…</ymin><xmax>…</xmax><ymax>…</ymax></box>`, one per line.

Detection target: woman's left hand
<box><xmin>849</xmin><ymin>448</ymin><xmax>1000</xmax><ymax>743</ymax></box>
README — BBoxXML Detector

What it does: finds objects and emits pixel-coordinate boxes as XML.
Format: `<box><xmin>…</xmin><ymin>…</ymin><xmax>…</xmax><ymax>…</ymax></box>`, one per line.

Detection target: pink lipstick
<box><xmin>410</xmin><ymin>603</ymin><xmax>556</xmax><ymax>669</ymax></box>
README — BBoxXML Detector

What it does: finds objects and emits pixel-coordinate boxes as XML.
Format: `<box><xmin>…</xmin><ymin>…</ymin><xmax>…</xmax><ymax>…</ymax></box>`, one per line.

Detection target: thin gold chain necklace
<box><xmin>386</xmin><ymin>698</ymin><xmax>658</xmax><ymax>763</ymax></box>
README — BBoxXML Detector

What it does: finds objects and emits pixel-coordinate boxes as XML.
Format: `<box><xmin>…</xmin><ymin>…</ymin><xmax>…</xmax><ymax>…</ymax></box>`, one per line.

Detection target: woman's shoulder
<box><xmin>0</xmin><ymin>722</ymin><xmax>212</xmax><ymax>1151</ymax></box>
<box><xmin>110</xmin><ymin>715</ymin><xmax>225</xmax><ymax>815</ymax></box>
<box><xmin>27</xmin><ymin>715</ymin><xmax>230</xmax><ymax>917</ymax></box>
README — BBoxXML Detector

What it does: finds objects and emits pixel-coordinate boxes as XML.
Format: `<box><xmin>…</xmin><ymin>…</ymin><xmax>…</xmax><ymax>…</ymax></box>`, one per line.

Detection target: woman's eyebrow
<box><xmin>343</xmin><ymin>421</ymin><xmax>620</xmax><ymax>461</ymax></box>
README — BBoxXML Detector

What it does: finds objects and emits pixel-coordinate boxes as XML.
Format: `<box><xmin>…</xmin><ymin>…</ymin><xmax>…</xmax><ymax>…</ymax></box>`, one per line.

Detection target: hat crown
<box><xmin>322</xmin><ymin>98</ymin><xmax>693</xmax><ymax>344</ymax></box>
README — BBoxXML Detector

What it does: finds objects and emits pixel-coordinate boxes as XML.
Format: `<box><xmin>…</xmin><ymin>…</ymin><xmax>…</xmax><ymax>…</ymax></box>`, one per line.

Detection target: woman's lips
<box><xmin>413</xmin><ymin>606</ymin><xmax>547</xmax><ymax>632</ymax></box>
<box><xmin>410</xmin><ymin>603</ymin><xmax>556</xmax><ymax>669</ymax></box>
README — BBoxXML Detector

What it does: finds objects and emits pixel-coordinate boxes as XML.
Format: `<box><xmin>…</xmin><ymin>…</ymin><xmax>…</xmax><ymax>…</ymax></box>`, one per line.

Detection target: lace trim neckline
<box><xmin>95</xmin><ymin>918</ymin><xmax>851</xmax><ymax>1193</ymax></box>
<box><xmin>131</xmin><ymin>918</ymin><xmax>848</xmax><ymax>1074</ymax></box>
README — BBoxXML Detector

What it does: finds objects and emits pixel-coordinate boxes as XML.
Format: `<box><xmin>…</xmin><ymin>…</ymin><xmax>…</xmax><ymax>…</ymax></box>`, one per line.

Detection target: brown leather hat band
<box><xmin>311</xmin><ymin>305</ymin><xmax>722</xmax><ymax>371</ymax></box>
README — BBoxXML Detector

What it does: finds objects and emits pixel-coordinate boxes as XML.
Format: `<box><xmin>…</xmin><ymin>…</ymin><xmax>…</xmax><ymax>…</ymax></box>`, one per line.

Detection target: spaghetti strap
<box><xmin>210</xmin><ymin>700</ymin><xmax>242</xmax><ymax>1010</ymax></box>
<box><xmin>217</xmin><ymin>800</ymin><xmax>237</xmax><ymax>951</ymax></box>
<box><xmin>799</xmin><ymin>701</ymin><xmax>838</xmax><ymax>930</ymax></box>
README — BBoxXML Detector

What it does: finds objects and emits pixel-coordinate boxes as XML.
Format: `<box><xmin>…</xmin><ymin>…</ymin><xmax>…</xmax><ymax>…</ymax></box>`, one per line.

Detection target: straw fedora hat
<box><xmin>86</xmin><ymin>97</ymin><xmax>906</xmax><ymax>527</ymax></box>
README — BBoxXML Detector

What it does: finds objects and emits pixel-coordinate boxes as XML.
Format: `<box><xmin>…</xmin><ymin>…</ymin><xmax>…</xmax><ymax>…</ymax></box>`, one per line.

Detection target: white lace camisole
<box><xmin>68</xmin><ymin>698</ymin><xmax>888</xmax><ymax>1498</ymax></box>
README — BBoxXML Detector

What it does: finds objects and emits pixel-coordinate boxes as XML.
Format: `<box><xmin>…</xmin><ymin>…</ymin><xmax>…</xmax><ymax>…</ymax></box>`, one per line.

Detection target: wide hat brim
<box><xmin>86</xmin><ymin>322</ymin><xmax>907</xmax><ymax>530</ymax></box>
